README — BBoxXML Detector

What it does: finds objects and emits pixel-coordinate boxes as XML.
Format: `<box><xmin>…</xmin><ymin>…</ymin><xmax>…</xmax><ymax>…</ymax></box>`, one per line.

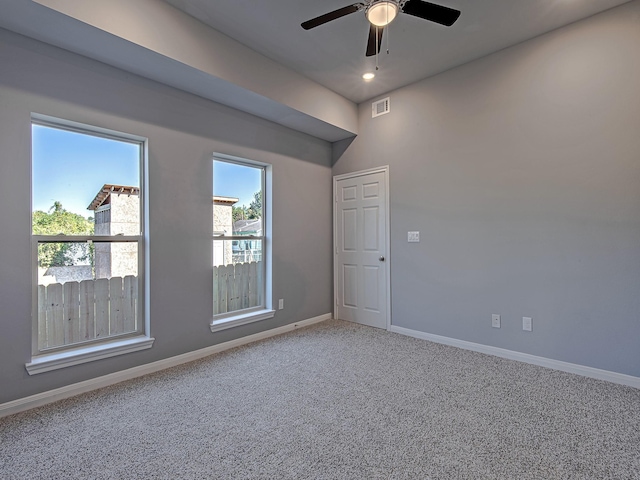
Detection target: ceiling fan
<box><xmin>301</xmin><ymin>0</ymin><xmax>461</xmax><ymax>57</ymax></box>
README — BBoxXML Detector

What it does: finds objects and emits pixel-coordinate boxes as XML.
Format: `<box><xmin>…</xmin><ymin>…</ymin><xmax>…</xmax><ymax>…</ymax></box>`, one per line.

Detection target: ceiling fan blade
<box><xmin>366</xmin><ymin>25</ymin><xmax>384</xmax><ymax>57</ymax></box>
<box><xmin>402</xmin><ymin>0</ymin><xmax>461</xmax><ymax>27</ymax></box>
<box><xmin>301</xmin><ymin>4</ymin><xmax>361</xmax><ymax>30</ymax></box>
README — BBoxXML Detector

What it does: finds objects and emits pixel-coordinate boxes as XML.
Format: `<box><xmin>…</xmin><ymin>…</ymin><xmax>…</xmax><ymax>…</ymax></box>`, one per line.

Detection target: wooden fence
<box><xmin>38</xmin><ymin>276</ymin><xmax>138</xmax><ymax>350</ymax></box>
<box><xmin>213</xmin><ymin>261</ymin><xmax>262</xmax><ymax>315</ymax></box>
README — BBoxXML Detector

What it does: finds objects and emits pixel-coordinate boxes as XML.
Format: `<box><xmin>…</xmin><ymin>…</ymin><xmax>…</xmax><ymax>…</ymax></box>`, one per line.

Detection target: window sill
<box><xmin>210</xmin><ymin>309</ymin><xmax>276</xmax><ymax>333</ymax></box>
<box><xmin>25</xmin><ymin>336</ymin><xmax>155</xmax><ymax>375</ymax></box>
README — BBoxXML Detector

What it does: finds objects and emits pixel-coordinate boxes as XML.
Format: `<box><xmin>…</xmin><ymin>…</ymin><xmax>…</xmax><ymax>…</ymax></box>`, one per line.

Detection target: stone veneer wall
<box><xmin>213</xmin><ymin>202</ymin><xmax>233</xmax><ymax>266</ymax></box>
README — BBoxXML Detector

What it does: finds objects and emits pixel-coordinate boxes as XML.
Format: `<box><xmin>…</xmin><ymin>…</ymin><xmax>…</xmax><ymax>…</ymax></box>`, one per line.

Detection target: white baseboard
<box><xmin>0</xmin><ymin>313</ymin><xmax>332</xmax><ymax>419</ymax></box>
<box><xmin>389</xmin><ymin>325</ymin><xmax>640</xmax><ymax>389</ymax></box>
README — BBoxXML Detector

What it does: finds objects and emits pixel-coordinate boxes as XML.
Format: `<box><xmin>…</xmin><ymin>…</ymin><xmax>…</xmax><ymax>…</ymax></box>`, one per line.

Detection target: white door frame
<box><xmin>333</xmin><ymin>166</ymin><xmax>391</xmax><ymax>330</ymax></box>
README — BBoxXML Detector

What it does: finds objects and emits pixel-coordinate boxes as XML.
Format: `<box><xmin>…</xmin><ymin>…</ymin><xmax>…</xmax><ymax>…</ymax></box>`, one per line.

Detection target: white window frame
<box><xmin>211</xmin><ymin>154</ymin><xmax>273</xmax><ymax>332</ymax></box>
<box><xmin>27</xmin><ymin>114</ymin><xmax>153</xmax><ymax>375</ymax></box>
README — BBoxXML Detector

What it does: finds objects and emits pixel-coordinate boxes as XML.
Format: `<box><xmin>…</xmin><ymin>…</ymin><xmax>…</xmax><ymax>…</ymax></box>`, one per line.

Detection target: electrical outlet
<box><xmin>492</xmin><ymin>314</ymin><xmax>501</xmax><ymax>328</ymax></box>
<box><xmin>408</xmin><ymin>231</ymin><xmax>420</xmax><ymax>243</ymax></box>
<box><xmin>522</xmin><ymin>316</ymin><xmax>532</xmax><ymax>332</ymax></box>
<box><xmin>278</xmin><ymin>299</ymin><xmax>284</xmax><ymax>310</ymax></box>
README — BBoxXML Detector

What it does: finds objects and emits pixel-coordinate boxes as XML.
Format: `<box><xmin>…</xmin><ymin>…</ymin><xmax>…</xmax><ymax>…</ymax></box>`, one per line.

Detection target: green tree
<box><xmin>232</xmin><ymin>205</ymin><xmax>248</xmax><ymax>223</ymax></box>
<box><xmin>248</xmin><ymin>191</ymin><xmax>262</xmax><ymax>219</ymax></box>
<box><xmin>33</xmin><ymin>202</ymin><xmax>94</xmax><ymax>267</ymax></box>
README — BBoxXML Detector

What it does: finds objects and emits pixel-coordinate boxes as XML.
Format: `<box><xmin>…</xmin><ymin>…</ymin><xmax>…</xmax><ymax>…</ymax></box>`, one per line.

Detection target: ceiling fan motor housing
<box><xmin>366</xmin><ymin>1</ymin><xmax>407</xmax><ymax>27</ymax></box>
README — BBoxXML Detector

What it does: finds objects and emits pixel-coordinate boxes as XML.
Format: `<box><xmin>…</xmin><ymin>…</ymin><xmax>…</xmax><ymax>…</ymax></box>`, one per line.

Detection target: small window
<box><xmin>212</xmin><ymin>156</ymin><xmax>272</xmax><ymax>331</ymax></box>
<box><xmin>31</xmin><ymin>117</ymin><xmax>148</xmax><ymax>362</ymax></box>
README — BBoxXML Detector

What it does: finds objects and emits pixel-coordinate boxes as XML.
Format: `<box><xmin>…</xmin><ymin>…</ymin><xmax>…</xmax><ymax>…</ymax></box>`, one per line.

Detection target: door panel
<box><xmin>342</xmin><ymin>209</ymin><xmax>357</xmax><ymax>251</ymax></box>
<box><xmin>342</xmin><ymin>185</ymin><xmax>357</xmax><ymax>201</ymax></box>
<box><xmin>363</xmin><ymin>266</ymin><xmax>380</xmax><ymax>312</ymax></box>
<box><xmin>362</xmin><ymin>181</ymin><xmax>379</xmax><ymax>198</ymax></box>
<box><xmin>335</xmin><ymin>170</ymin><xmax>388</xmax><ymax>329</ymax></box>
<box><xmin>343</xmin><ymin>264</ymin><xmax>358</xmax><ymax>308</ymax></box>
<box><xmin>363</xmin><ymin>206</ymin><xmax>379</xmax><ymax>251</ymax></box>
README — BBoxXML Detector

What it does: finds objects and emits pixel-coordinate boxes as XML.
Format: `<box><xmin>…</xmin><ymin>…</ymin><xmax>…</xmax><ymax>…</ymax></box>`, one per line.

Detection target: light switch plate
<box><xmin>408</xmin><ymin>231</ymin><xmax>420</xmax><ymax>243</ymax></box>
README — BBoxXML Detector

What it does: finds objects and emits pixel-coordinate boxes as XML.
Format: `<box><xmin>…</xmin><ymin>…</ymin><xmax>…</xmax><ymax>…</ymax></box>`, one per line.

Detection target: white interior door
<box><xmin>334</xmin><ymin>167</ymin><xmax>389</xmax><ymax>329</ymax></box>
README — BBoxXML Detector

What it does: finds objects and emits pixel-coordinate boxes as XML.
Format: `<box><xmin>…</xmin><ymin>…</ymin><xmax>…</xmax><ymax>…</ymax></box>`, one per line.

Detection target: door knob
<box><xmin>379</xmin><ymin>256</ymin><xmax>385</xmax><ymax>262</ymax></box>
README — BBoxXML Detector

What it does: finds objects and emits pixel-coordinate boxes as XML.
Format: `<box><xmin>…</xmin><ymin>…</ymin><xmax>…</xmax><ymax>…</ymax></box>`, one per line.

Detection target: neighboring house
<box><xmin>232</xmin><ymin>218</ymin><xmax>262</xmax><ymax>263</ymax></box>
<box><xmin>88</xmin><ymin>185</ymin><xmax>140</xmax><ymax>279</ymax></box>
<box><xmin>86</xmin><ymin>190</ymin><xmax>241</xmax><ymax>272</ymax></box>
<box><xmin>233</xmin><ymin>219</ymin><xmax>262</xmax><ymax>235</ymax></box>
<box><xmin>213</xmin><ymin>196</ymin><xmax>238</xmax><ymax>267</ymax></box>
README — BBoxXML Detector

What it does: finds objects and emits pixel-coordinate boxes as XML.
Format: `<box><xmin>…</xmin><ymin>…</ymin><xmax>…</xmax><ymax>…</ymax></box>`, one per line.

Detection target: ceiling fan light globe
<box><xmin>366</xmin><ymin>1</ymin><xmax>399</xmax><ymax>27</ymax></box>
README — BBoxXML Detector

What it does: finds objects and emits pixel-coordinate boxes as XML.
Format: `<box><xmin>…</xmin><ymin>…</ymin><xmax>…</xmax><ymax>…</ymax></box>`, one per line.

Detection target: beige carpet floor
<box><xmin>1</xmin><ymin>319</ymin><xmax>639</xmax><ymax>479</ymax></box>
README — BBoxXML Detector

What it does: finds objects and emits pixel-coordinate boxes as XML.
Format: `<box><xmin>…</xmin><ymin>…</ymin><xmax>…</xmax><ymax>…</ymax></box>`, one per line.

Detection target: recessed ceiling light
<box><xmin>363</xmin><ymin>72</ymin><xmax>375</xmax><ymax>81</ymax></box>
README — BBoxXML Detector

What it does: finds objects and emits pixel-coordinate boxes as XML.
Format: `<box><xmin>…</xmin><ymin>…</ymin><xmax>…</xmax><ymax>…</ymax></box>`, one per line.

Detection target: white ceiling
<box><xmin>164</xmin><ymin>0</ymin><xmax>630</xmax><ymax>103</ymax></box>
<box><xmin>0</xmin><ymin>0</ymin><xmax>631</xmax><ymax>141</ymax></box>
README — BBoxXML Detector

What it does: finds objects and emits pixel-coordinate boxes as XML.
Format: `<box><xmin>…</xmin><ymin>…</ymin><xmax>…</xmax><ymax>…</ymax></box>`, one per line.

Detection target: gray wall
<box><xmin>333</xmin><ymin>2</ymin><xmax>640</xmax><ymax>377</ymax></box>
<box><xmin>0</xmin><ymin>29</ymin><xmax>333</xmax><ymax>404</ymax></box>
<box><xmin>33</xmin><ymin>0</ymin><xmax>358</xmax><ymax>133</ymax></box>
<box><xmin>3</xmin><ymin>0</ymin><xmax>357</xmax><ymax>141</ymax></box>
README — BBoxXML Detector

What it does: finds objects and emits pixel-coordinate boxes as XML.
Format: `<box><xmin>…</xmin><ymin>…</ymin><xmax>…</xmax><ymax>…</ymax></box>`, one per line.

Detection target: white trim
<box><xmin>389</xmin><ymin>325</ymin><xmax>640</xmax><ymax>389</ymax></box>
<box><xmin>35</xmin><ymin>235</ymin><xmax>140</xmax><ymax>242</ymax></box>
<box><xmin>333</xmin><ymin>165</ymin><xmax>390</xmax><ymax>182</ymax></box>
<box><xmin>212</xmin><ymin>152</ymin><xmax>269</xmax><ymax>169</ymax></box>
<box><xmin>26</xmin><ymin>336</ymin><xmax>155</xmax><ymax>375</ymax></box>
<box><xmin>212</xmin><ymin>154</ymin><xmax>272</xmax><ymax>314</ymax></box>
<box><xmin>30</xmin><ymin>115</ymin><xmax>149</xmax><ymax>359</ymax></box>
<box><xmin>210</xmin><ymin>309</ymin><xmax>276</xmax><ymax>332</ymax></box>
<box><xmin>333</xmin><ymin>166</ymin><xmax>391</xmax><ymax>330</ymax></box>
<box><xmin>32</xmin><ymin>113</ymin><xmax>147</xmax><ymax>144</ymax></box>
<box><xmin>3</xmin><ymin>314</ymin><xmax>331</xmax><ymax>418</ymax></box>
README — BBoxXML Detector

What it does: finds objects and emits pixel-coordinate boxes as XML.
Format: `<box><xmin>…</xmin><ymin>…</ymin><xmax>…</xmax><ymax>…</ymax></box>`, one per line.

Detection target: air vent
<box><xmin>372</xmin><ymin>97</ymin><xmax>390</xmax><ymax>118</ymax></box>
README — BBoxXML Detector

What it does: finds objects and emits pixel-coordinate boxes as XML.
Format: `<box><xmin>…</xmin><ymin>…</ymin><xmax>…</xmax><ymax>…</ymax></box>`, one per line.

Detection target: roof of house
<box><xmin>233</xmin><ymin>218</ymin><xmax>262</xmax><ymax>234</ymax></box>
<box><xmin>88</xmin><ymin>184</ymin><xmax>140</xmax><ymax>211</ymax></box>
<box><xmin>213</xmin><ymin>196</ymin><xmax>239</xmax><ymax>205</ymax></box>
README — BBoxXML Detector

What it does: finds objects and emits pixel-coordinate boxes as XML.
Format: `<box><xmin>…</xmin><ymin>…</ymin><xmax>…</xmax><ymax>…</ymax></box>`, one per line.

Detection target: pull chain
<box><xmin>386</xmin><ymin>22</ymin><xmax>390</xmax><ymax>54</ymax></box>
<box><xmin>386</xmin><ymin>5</ymin><xmax>390</xmax><ymax>54</ymax></box>
<box><xmin>375</xmin><ymin>26</ymin><xmax>379</xmax><ymax>70</ymax></box>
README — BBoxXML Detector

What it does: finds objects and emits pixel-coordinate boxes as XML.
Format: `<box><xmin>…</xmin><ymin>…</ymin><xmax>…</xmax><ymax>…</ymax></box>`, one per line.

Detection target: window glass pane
<box><xmin>213</xmin><ymin>239</ymin><xmax>263</xmax><ymax>266</ymax></box>
<box><xmin>213</xmin><ymin>160</ymin><xmax>263</xmax><ymax>235</ymax></box>
<box><xmin>32</xmin><ymin>121</ymin><xmax>143</xmax><ymax>352</ymax></box>
<box><xmin>232</xmin><ymin>238</ymin><xmax>263</xmax><ymax>264</ymax></box>
<box><xmin>37</xmin><ymin>240</ymin><xmax>92</xmax><ymax>273</ymax></box>
<box><xmin>32</xmin><ymin>124</ymin><xmax>140</xmax><ymax>235</ymax></box>
<box><xmin>213</xmin><ymin>239</ymin><xmax>233</xmax><ymax>267</ymax></box>
<box><xmin>213</xmin><ymin>159</ymin><xmax>264</xmax><ymax>317</ymax></box>
<box><xmin>37</xmin><ymin>241</ymin><xmax>139</xmax><ymax>351</ymax></box>
<box><xmin>94</xmin><ymin>241</ymin><xmax>139</xmax><ymax>279</ymax></box>
<box><xmin>213</xmin><ymin>240</ymin><xmax>263</xmax><ymax>315</ymax></box>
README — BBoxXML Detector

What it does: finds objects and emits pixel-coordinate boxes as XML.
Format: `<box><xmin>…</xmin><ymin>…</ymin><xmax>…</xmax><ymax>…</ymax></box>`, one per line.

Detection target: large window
<box><xmin>212</xmin><ymin>156</ymin><xmax>272</xmax><ymax>331</ymax></box>
<box><xmin>29</xmin><ymin>116</ymin><xmax>151</xmax><ymax>373</ymax></box>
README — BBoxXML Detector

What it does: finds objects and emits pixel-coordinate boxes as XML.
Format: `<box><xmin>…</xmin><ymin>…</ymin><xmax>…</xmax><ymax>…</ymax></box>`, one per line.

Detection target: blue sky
<box><xmin>213</xmin><ymin>160</ymin><xmax>262</xmax><ymax>209</ymax></box>
<box><xmin>32</xmin><ymin>125</ymin><xmax>261</xmax><ymax>218</ymax></box>
<box><xmin>32</xmin><ymin>124</ymin><xmax>140</xmax><ymax>218</ymax></box>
